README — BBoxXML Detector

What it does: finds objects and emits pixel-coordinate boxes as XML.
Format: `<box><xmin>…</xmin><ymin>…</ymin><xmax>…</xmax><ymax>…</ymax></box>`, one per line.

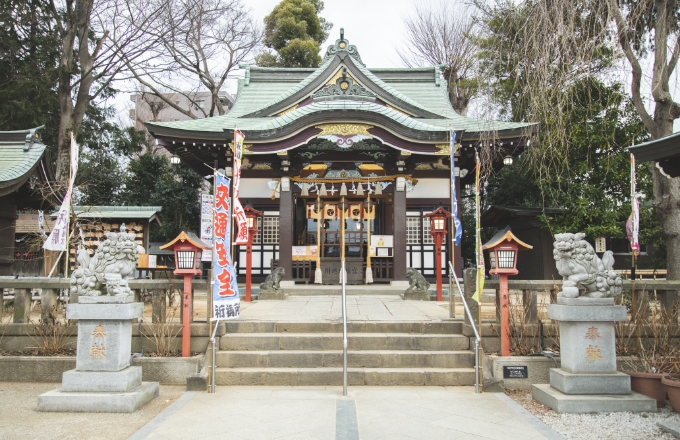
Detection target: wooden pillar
<box><xmin>279</xmin><ymin>178</ymin><xmax>293</xmax><ymax>281</ymax></box>
<box><xmin>393</xmin><ymin>178</ymin><xmax>407</xmax><ymax>281</ymax></box>
<box><xmin>0</xmin><ymin>196</ymin><xmax>17</xmax><ymax>276</ymax></box>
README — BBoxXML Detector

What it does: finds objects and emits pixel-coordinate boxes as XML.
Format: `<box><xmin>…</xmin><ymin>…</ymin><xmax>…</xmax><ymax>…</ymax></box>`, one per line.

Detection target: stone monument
<box><xmin>38</xmin><ymin>226</ymin><xmax>158</xmax><ymax>413</ymax></box>
<box><xmin>258</xmin><ymin>267</ymin><xmax>287</xmax><ymax>300</ymax></box>
<box><xmin>532</xmin><ymin>233</ymin><xmax>655</xmax><ymax>413</ymax></box>
<box><xmin>402</xmin><ymin>268</ymin><xmax>430</xmax><ymax>301</ymax></box>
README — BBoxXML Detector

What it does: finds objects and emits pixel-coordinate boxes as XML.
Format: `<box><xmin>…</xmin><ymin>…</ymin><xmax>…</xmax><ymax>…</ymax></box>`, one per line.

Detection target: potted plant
<box><xmin>620</xmin><ymin>300</ymin><xmax>680</xmax><ymax>408</ymax></box>
<box><xmin>662</xmin><ymin>375</ymin><xmax>680</xmax><ymax>413</ymax></box>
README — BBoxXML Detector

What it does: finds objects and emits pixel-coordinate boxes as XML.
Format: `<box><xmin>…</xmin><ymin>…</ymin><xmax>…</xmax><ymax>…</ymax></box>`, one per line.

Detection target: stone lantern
<box><xmin>160</xmin><ymin>231</ymin><xmax>210</xmax><ymax>357</ymax></box>
<box><xmin>423</xmin><ymin>206</ymin><xmax>452</xmax><ymax>301</ymax></box>
<box><xmin>482</xmin><ymin>226</ymin><xmax>533</xmax><ymax>356</ymax></box>
<box><xmin>243</xmin><ymin>204</ymin><xmax>263</xmax><ymax>302</ymax></box>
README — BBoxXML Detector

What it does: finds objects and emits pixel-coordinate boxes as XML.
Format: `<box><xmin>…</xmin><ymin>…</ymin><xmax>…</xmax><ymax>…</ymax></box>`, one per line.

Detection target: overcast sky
<box><xmin>114</xmin><ymin>0</ymin><xmax>679</xmax><ymax>132</ymax></box>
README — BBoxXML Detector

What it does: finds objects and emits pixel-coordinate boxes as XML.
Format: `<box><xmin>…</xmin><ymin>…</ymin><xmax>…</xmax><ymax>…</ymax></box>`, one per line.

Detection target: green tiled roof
<box><xmin>53</xmin><ymin>206</ymin><xmax>162</xmax><ymax>220</ymax></box>
<box><xmin>0</xmin><ymin>127</ymin><xmax>47</xmax><ymax>197</ymax></box>
<box><xmin>146</xmin><ymin>38</ymin><xmax>531</xmax><ymax>140</ymax></box>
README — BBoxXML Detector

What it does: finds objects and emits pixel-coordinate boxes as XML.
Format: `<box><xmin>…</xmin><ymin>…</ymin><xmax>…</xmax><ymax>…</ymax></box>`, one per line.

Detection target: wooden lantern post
<box><xmin>160</xmin><ymin>231</ymin><xmax>210</xmax><ymax>357</ymax></box>
<box><xmin>482</xmin><ymin>226</ymin><xmax>533</xmax><ymax>356</ymax></box>
<box><xmin>243</xmin><ymin>205</ymin><xmax>263</xmax><ymax>302</ymax></box>
<box><xmin>424</xmin><ymin>207</ymin><xmax>453</xmax><ymax>301</ymax></box>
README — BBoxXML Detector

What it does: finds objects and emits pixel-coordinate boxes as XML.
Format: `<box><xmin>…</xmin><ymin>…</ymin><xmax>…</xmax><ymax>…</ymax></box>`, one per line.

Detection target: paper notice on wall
<box><xmin>201</xmin><ymin>194</ymin><xmax>213</xmax><ymax>261</ymax></box>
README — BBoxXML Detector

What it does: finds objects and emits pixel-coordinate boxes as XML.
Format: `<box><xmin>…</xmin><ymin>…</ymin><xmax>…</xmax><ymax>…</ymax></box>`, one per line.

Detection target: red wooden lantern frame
<box><xmin>160</xmin><ymin>231</ymin><xmax>210</xmax><ymax>357</ymax></box>
<box><xmin>423</xmin><ymin>207</ymin><xmax>453</xmax><ymax>301</ymax></box>
<box><xmin>482</xmin><ymin>227</ymin><xmax>533</xmax><ymax>356</ymax></box>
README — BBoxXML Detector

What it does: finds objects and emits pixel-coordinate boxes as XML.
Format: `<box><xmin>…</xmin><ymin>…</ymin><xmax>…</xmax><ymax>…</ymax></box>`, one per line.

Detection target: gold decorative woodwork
<box><xmin>340</xmin><ymin>82</ymin><xmax>349</xmax><ymax>90</ymax></box>
<box><xmin>276</xmin><ymin>104</ymin><xmax>298</xmax><ymax>116</ymax></box>
<box><xmin>435</xmin><ymin>143</ymin><xmax>461</xmax><ymax>156</ymax></box>
<box><xmin>339</xmin><ymin>42</ymin><xmax>346</xmax><ymax>49</ymax></box>
<box><xmin>325</xmin><ymin>68</ymin><xmax>356</xmax><ymax>85</ymax></box>
<box><xmin>315</xmin><ymin>124</ymin><xmax>374</xmax><ymax>137</ymax></box>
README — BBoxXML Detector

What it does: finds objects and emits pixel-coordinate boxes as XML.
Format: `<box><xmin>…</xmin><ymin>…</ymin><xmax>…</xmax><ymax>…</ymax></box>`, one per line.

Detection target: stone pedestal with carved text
<box><xmin>532</xmin><ymin>298</ymin><xmax>656</xmax><ymax>413</ymax></box>
<box><xmin>37</xmin><ymin>296</ymin><xmax>159</xmax><ymax>413</ymax></box>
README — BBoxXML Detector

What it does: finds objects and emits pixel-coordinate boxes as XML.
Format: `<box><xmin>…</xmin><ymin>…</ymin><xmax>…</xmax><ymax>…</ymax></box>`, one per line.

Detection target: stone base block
<box><xmin>37</xmin><ymin>382</ymin><xmax>159</xmax><ymax>413</ymax></box>
<box><xmin>62</xmin><ymin>367</ymin><xmax>142</xmax><ymax>392</ymax></box>
<box><xmin>258</xmin><ymin>290</ymin><xmax>288</xmax><ymax>300</ymax></box>
<box><xmin>550</xmin><ymin>368</ymin><xmax>630</xmax><ymax>395</ymax></box>
<box><xmin>400</xmin><ymin>291</ymin><xmax>430</xmax><ymax>301</ymax></box>
<box><xmin>532</xmin><ymin>384</ymin><xmax>656</xmax><ymax>413</ymax></box>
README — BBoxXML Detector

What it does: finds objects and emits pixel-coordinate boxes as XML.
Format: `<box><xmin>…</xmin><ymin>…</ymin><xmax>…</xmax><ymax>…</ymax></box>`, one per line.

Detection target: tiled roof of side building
<box><xmin>0</xmin><ymin>127</ymin><xmax>47</xmax><ymax>196</ymax></box>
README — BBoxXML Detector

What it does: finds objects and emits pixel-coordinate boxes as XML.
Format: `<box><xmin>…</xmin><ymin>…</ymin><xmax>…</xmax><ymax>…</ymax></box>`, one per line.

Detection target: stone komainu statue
<box><xmin>405</xmin><ymin>268</ymin><xmax>430</xmax><ymax>293</ymax></box>
<box><xmin>553</xmin><ymin>232</ymin><xmax>623</xmax><ymax>298</ymax></box>
<box><xmin>260</xmin><ymin>267</ymin><xmax>285</xmax><ymax>292</ymax></box>
<box><xmin>70</xmin><ymin>224</ymin><xmax>142</xmax><ymax>297</ymax></box>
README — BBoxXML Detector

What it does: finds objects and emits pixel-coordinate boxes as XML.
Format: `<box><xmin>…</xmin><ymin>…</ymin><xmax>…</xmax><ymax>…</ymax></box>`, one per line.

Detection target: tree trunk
<box><xmin>651</xmin><ymin>116</ymin><xmax>680</xmax><ymax>280</ymax></box>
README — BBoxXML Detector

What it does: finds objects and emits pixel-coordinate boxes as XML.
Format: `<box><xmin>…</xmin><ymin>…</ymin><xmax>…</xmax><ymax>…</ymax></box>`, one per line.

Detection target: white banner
<box><xmin>201</xmin><ymin>194</ymin><xmax>213</xmax><ymax>261</ymax></box>
<box><xmin>43</xmin><ymin>137</ymin><xmax>79</xmax><ymax>251</ymax></box>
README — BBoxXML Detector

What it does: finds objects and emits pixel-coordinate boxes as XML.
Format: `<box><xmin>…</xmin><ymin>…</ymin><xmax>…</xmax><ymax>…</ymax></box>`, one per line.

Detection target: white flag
<box><xmin>43</xmin><ymin>190</ymin><xmax>70</xmax><ymax>251</ymax></box>
<box><xmin>43</xmin><ymin>137</ymin><xmax>79</xmax><ymax>251</ymax></box>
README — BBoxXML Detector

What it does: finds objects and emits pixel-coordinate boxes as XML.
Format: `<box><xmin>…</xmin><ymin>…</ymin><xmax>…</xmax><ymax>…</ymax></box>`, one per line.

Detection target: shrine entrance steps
<box><xmin>214</xmin><ymin>320</ymin><xmax>476</xmax><ymax>386</ymax></box>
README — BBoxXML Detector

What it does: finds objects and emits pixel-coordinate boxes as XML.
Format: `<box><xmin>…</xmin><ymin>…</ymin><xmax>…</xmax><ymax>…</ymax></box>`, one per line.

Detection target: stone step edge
<box><xmin>215</xmin><ymin>367</ymin><xmax>476</xmax><ymax>373</ymax></box>
<box><xmin>215</xmin><ymin>350</ymin><xmax>474</xmax><ymax>355</ymax></box>
<box><xmin>220</xmin><ymin>333</ymin><xmax>469</xmax><ymax>337</ymax></box>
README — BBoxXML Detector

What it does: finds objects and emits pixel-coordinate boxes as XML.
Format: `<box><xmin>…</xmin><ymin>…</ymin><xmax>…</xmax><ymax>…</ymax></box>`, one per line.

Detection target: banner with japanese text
<box><xmin>212</xmin><ymin>173</ymin><xmax>240</xmax><ymax>320</ymax></box>
<box><xmin>232</xmin><ymin>130</ymin><xmax>248</xmax><ymax>245</ymax></box>
<box><xmin>471</xmin><ymin>153</ymin><xmax>484</xmax><ymax>304</ymax></box>
<box><xmin>450</xmin><ymin>131</ymin><xmax>462</xmax><ymax>247</ymax></box>
<box><xmin>626</xmin><ymin>153</ymin><xmax>640</xmax><ymax>256</ymax></box>
<box><xmin>44</xmin><ymin>136</ymin><xmax>79</xmax><ymax>251</ymax></box>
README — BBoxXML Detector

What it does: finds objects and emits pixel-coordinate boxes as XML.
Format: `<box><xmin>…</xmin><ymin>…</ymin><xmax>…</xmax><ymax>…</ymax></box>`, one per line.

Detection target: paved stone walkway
<box><xmin>130</xmin><ymin>386</ymin><xmax>555</xmax><ymax>440</ymax></box>
<box><xmin>238</xmin><ymin>296</ymin><xmax>452</xmax><ymax>322</ymax></box>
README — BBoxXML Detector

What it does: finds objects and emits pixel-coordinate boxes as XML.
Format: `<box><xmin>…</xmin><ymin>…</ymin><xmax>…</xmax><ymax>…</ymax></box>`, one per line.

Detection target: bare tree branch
<box><xmin>398</xmin><ymin>1</ymin><xmax>477</xmax><ymax>116</ymax></box>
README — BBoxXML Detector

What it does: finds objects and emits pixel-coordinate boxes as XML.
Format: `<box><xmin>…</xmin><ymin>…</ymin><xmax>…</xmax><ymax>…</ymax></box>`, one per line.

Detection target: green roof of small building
<box><xmin>0</xmin><ymin>127</ymin><xmax>47</xmax><ymax>197</ymax></box>
<box><xmin>51</xmin><ymin>206</ymin><xmax>162</xmax><ymax>221</ymax></box>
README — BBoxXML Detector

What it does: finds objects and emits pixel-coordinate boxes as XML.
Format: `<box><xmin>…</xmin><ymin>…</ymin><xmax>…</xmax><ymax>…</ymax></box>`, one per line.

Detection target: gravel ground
<box><xmin>505</xmin><ymin>389</ymin><xmax>680</xmax><ymax>440</ymax></box>
<box><xmin>0</xmin><ymin>382</ymin><xmax>185</xmax><ymax>440</ymax></box>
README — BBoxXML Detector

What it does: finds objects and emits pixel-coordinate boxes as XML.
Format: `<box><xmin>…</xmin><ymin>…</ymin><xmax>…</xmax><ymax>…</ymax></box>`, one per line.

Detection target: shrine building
<box><xmin>146</xmin><ymin>30</ymin><xmax>532</xmax><ymax>285</ymax></box>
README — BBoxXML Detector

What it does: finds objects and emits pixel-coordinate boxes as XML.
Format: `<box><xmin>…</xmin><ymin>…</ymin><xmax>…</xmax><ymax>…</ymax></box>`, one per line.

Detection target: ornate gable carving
<box><xmin>322</xmin><ymin>28</ymin><xmax>364</xmax><ymax>66</ymax></box>
<box><xmin>312</xmin><ymin>67</ymin><xmax>375</xmax><ymax>102</ymax></box>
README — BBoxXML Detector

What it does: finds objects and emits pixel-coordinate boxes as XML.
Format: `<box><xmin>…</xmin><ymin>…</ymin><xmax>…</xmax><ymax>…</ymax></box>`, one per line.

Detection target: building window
<box><xmin>261</xmin><ymin>216</ymin><xmax>279</xmax><ymax>244</ymax></box>
<box><xmin>406</xmin><ymin>217</ymin><xmax>421</xmax><ymax>244</ymax></box>
<box><xmin>422</xmin><ymin>217</ymin><xmax>434</xmax><ymax>244</ymax></box>
<box><xmin>194</xmin><ymin>100</ymin><xmax>204</xmax><ymax>109</ymax></box>
<box><xmin>252</xmin><ymin>217</ymin><xmax>263</xmax><ymax>243</ymax></box>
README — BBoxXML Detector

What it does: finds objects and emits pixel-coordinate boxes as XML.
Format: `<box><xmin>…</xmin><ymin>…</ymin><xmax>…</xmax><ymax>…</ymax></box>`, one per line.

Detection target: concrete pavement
<box><xmin>129</xmin><ymin>386</ymin><xmax>559</xmax><ymax>440</ymax></box>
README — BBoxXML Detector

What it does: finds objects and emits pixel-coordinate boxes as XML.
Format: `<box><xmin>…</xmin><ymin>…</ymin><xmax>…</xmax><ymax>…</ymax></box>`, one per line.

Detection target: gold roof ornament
<box><xmin>315</xmin><ymin>124</ymin><xmax>373</xmax><ymax>137</ymax></box>
<box><xmin>435</xmin><ymin>143</ymin><xmax>461</xmax><ymax>156</ymax></box>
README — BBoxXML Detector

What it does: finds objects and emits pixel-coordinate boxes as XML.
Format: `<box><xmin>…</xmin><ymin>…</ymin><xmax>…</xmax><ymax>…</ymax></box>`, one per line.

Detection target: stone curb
<box><xmin>127</xmin><ymin>391</ymin><xmax>198</xmax><ymax>440</ymax></box>
<box><xmin>493</xmin><ymin>392</ymin><xmax>567</xmax><ymax>440</ymax></box>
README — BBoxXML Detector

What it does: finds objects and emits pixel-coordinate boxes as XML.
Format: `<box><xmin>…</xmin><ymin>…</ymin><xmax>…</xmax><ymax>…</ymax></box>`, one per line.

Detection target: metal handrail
<box><xmin>341</xmin><ymin>260</ymin><xmax>348</xmax><ymax>396</ymax></box>
<box><xmin>448</xmin><ymin>261</ymin><xmax>481</xmax><ymax>393</ymax></box>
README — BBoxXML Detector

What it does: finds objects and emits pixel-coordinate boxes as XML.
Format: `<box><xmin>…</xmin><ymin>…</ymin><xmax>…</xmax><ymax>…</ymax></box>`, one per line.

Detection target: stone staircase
<box><xmin>215</xmin><ymin>321</ymin><xmax>476</xmax><ymax>386</ymax></box>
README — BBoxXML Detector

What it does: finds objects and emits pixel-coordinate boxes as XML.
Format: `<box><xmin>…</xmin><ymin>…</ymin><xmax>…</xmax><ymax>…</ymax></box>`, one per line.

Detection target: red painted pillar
<box><xmin>245</xmin><ymin>231</ymin><xmax>253</xmax><ymax>302</ymax></box>
<box><xmin>182</xmin><ymin>275</ymin><xmax>192</xmax><ymax>357</ymax></box>
<box><xmin>500</xmin><ymin>274</ymin><xmax>510</xmax><ymax>356</ymax></box>
<box><xmin>435</xmin><ymin>233</ymin><xmax>443</xmax><ymax>301</ymax></box>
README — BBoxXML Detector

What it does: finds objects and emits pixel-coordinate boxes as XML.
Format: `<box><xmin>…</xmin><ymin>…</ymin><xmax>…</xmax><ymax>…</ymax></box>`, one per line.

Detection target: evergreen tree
<box><xmin>256</xmin><ymin>0</ymin><xmax>332</xmax><ymax>67</ymax></box>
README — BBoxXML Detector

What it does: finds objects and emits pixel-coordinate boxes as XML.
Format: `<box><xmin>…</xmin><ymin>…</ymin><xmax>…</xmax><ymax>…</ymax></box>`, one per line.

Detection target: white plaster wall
<box><xmin>407</xmin><ymin>179</ymin><xmax>450</xmax><ymax>199</ymax></box>
<box><xmin>240</xmin><ymin>178</ymin><xmax>277</xmax><ymax>198</ymax></box>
